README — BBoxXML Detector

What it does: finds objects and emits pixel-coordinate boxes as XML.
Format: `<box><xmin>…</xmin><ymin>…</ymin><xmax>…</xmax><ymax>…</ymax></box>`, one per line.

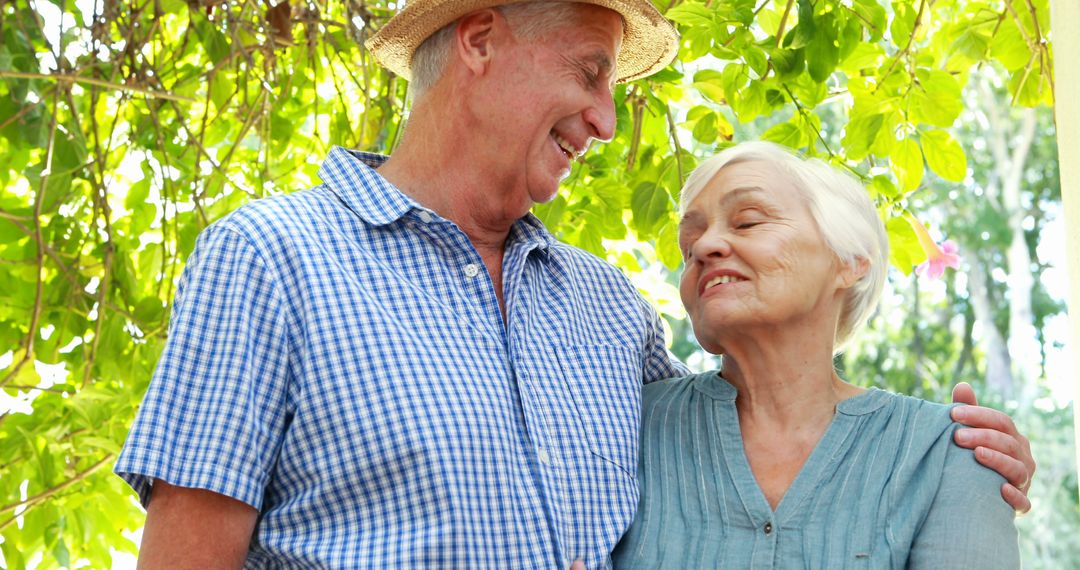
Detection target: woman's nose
<box><xmin>689</xmin><ymin>226</ymin><xmax>733</xmax><ymax>261</ymax></box>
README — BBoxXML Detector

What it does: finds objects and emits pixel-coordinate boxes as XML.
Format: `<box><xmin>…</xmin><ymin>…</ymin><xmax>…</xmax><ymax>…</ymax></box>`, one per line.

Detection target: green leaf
<box><xmin>685</xmin><ymin>105</ymin><xmax>712</xmax><ymax>121</ymax></box>
<box><xmin>886</xmin><ymin>215</ymin><xmax>923</xmax><ymax>274</ymax></box>
<box><xmin>692</xmin><ymin>69</ymin><xmax>726</xmax><ymax>104</ymax></box>
<box><xmin>532</xmin><ymin>195</ymin><xmax>564</xmax><ymax>233</ymax></box>
<box><xmin>990</xmin><ymin>16</ymin><xmax>1031</xmax><ymax>71</ymax></box>
<box><xmin>1008</xmin><ymin>62</ymin><xmax>1053</xmax><ymax>107</ymax></box>
<box><xmin>79</xmin><ymin>436</ymin><xmax>123</xmax><ymax>454</ymax></box>
<box><xmin>765</xmin><ymin>45</ymin><xmax>805</xmax><ymax>80</ymax></box>
<box><xmin>194</xmin><ymin>18</ymin><xmax>230</xmax><ymax>63</ymax></box>
<box><xmin>921</xmin><ymin>129</ymin><xmax>967</xmax><ymax>182</ymax></box>
<box><xmin>842</xmin><ymin>43</ymin><xmax>885</xmax><ymax>72</ymax></box>
<box><xmin>134</xmin><ymin>296</ymin><xmax>166</xmax><ymax>325</ymax></box>
<box><xmin>789</xmin><ymin>0</ymin><xmax>816</xmax><ymax>49</ymax></box>
<box><xmin>209</xmin><ymin>73</ymin><xmax>236</xmax><ymax>110</ymax></box>
<box><xmin>890</xmin><ymin>1</ymin><xmax>917</xmax><ymax>47</ymax></box>
<box><xmin>730</xmin><ymin>80</ymin><xmax>768</xmax><ymax>121</ymax></box>
<box><xmin>743</xmin><ymin>46</ymin><xmax>768</xmax><ymax>77</ymax></box>
<box><xmin>664</xmin><ymin>3</ymin><xmax>715</xmax><ymax>28</ymax></box>
<box><xmin>631</xmin><ymin>181</ymin><xmax>673</xmax><ymax>236</ymax></box>
<box><xmin>842</xmin><ymin>113</ymin><xmax>885</xmax><ymax>161</ymax></box>
<box><xmin>852</xmin><ymin>0</ymin><xmax>888</xmax><ymax>41</ymax></box>
<box><xmin>806</xmin><ymin>15</ymin><xmax>839</xmax><ymax>82</ymax></box>
<box><xmin>891</xmin><ymin>138</ymin><xmax>925</xmax><ymax>192</ymax></box>
<box><xmin>869</xmin><ymin>111</ymin><xmax>900</xmax><ymax>157</ymax></box>
<box><xmin>656</xmin><ymin>217</ymin><xmax>683</xmax><ymax>270</ymax></box>
<box><xmin>952</xmin><ymin>27</ymin><xmax>991</xmax><ymax>62</ymax></box>
<box><xmin>682</xmin><ymin>25</ymin><xmax>716</xmax><ymax>61</ymax></box>
<box><xmin>762</xmin><ymin>121</ymin><xmax>806</xmax><ymax>149</ymax></box>
<box><xmin>692</xmin><ymin>113</ymin><xmax>718</xmax><ymax>144</ymax></box>
<box><xmin>910</xmin><ymin>70</ymin><xmax>963</xmax><ymax>127</ymax></box>
<box><xmin>125</xmin><ymin>178</ymin><xmax>151</xmax><ymax>211</ymax></box>
<box><xmin>869</xmin><ymin>175</ymin><xmax>901</xmax><ymax>200</ymax></box>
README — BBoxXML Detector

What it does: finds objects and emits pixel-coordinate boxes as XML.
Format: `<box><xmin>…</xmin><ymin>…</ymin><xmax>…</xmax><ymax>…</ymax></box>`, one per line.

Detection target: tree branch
<box><xmin>775</xmin><ymin>0</ymin><xmax>795</xmax><ymax>48</ymax></box>
<box><xmin>0</xmin><ymin>80</ymin><xmax>63</xmax><ymax>389</ymax></box>
<box><xmin>665</xmin><ymin>103</ymin><xmax>684</xmax><ymax>185</ymax></box>
<box><xmin>0</xmin><ymin>71</ymin><xmax>195</xmax><ymax>102</ymax></box>
<box><xmin>626</xmin><ymin>88</ymin><xmax>644</xmax><ymax>172</ymax></box>
<box><xmin>0</xmin><ymin>454</ymin><xmax>115</xmax><ymax>530</ymax></box>
<box><xmin>875</xmin><ymin>0</ymin><xmax>932</xmax><ymax>92</ymax></box>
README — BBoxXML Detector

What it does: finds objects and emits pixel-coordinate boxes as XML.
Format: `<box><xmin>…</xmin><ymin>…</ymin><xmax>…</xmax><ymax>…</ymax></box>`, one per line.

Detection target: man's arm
<box><xmin>950</xmin><ymin>382</ymin><xmax>1035</xmax><ymax>513</ymax></box>
<box><xmin>138</xmin><ymin>479</ymin><xmax>258</xmax><ymax>570</ymax></box>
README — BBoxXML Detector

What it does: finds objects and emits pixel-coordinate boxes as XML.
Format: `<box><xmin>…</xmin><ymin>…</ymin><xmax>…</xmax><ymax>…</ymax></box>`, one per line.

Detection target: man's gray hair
<box><xmin>409</xmin><ymin>1</ymin><xmax>587</xmax><ymax>100</ymax></box>
<box><xmin>678</xmin><ymin>141</ymin><xmax>890</xmax><ymax>352</ymax></box>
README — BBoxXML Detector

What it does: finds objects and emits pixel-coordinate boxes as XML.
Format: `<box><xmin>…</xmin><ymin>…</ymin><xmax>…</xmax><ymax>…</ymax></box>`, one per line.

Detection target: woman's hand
<box><xmin>950</xmin><ymin>382</ymin><xmax>1035</xmax><ymax>514</ymax></box>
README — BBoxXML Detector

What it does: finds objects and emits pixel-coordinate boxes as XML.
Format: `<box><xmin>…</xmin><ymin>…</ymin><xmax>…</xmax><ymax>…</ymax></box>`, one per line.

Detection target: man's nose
<box><xmin>583</xmin><ymin>90</ymin><xmax>617</xmax><ymax>143</ymax></box>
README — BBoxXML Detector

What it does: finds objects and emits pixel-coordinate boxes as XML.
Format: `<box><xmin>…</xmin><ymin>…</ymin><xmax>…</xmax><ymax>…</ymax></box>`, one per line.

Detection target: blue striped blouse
<box><xmin>612</xmin><ymin>371</ymin><xmax>1020</xmax><ymax>569</ymax></box>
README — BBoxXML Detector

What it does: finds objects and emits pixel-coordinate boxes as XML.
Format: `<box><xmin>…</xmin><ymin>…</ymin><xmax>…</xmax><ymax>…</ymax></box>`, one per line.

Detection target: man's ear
<box><xmin>837</xmin><ymin>256</ymin><xmax>870</xmax><ymax>289</ymax></box>
<box><xmin>455</xmin><ymin>9</ymin><xmax>503</xmax><ymax>76</ymax></box>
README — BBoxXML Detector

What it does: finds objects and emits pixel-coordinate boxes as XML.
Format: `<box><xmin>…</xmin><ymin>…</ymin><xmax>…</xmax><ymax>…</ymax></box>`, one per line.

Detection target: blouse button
<box><xmin>764</xmin><ymin>522</ymin><xmax>773</xmax><ymax>535</ymax></box>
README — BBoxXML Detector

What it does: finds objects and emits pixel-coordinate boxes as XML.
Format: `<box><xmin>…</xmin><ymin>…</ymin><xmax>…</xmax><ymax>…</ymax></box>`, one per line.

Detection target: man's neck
<box><xmin>378</xmin><ymin>103</ymin><xmax>520</xmax><ymax>253</ymax></box>
<box><xmin>377</xmin><ymin>99</ymin><xmax>522</xmax><ymax>319</ymax></box>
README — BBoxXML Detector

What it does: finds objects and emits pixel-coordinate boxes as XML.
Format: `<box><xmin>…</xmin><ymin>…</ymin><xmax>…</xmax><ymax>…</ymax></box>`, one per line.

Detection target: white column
<box><xmin>1049</xmin><ymin>0</ymin><xmax>1080</xmax><ymax>503</ymax></box>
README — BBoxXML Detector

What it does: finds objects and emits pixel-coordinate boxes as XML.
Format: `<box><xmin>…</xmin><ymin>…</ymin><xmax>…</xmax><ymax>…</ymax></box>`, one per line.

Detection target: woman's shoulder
<box><xmin>642</xmin><ymin>370</ymin><xmax>731</xmax><ymax>407</ymax></box>
<box><xmin>849</xmin><ymin>390</ymin><xmax>992</xmax><ymax>485</ymax></box>
<box><xmin>846</xmin><ymin>389</ymin><xmax>958</xmax><ymax>437</ymax></box>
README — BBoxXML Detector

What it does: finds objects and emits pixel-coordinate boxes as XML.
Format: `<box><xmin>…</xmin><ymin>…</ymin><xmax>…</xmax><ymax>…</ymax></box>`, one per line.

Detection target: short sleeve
<box><xmin>114</xmin><ymin>222</ymin><xmax>294</xmax><ymax>510</ymax></box>
<box><xmin>637</xmin><ymin>294</ymin><xmax>689</xmax><ymax>384</ymax></box>
<box><xmin>907</xmin><ymin>427</ymin><xmax>1021</xmax><ymax>568</ymax></box>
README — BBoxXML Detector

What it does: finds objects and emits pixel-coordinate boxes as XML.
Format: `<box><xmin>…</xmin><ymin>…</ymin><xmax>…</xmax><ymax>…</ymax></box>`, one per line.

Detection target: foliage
<box><xmin>0</xmin><ymin>0</ymin><xmax>1057</xmax><ymax>566</ymax></box>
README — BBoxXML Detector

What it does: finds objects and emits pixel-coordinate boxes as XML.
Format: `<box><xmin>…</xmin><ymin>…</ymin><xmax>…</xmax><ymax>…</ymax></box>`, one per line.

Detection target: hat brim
<box><xmin>364</xmin><ymin>0</ymin><xmax>679</xmax><ymax>83</ymax></box>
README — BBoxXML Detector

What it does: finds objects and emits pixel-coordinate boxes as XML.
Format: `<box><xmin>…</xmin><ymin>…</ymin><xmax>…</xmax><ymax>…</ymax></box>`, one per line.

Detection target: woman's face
<box><xmin>678</xmin><ymin>160</ymin><xmax>846</xmax><ymax>353</ymax></box>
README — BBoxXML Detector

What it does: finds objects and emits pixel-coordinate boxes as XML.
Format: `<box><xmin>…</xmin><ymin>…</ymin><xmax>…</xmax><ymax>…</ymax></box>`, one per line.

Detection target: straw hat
<box><xmin>364</xmin><ymin>0</ymin><xmax>679</xmax><ymax>83</ymax></box>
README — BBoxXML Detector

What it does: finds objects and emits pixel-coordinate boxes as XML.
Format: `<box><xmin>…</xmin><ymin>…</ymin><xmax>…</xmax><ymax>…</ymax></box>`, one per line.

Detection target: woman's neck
<box><xmin>717</xmin><ymin>325</ymin><xmax>865</xmax><ymax>510</ymax></box>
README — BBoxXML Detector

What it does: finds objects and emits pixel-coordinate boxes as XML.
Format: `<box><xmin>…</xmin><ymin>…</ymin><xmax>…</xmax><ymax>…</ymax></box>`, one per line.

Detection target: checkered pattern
<box><xmin>115</xmin><ymin>147</ymin><xmax>687</xmax><ymax>569</ymax></box>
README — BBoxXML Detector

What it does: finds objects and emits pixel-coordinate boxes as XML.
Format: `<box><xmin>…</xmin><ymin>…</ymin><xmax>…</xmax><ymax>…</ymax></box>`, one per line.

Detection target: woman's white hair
<box><xmin>679</xmin><ymin>141</ymin><xmax>889</xmax><ymax>352</ymax></box>
<box><xmin>409</xmin><ymin>1</ymin><xmax>586</xmax><ymax>100</ymax></box>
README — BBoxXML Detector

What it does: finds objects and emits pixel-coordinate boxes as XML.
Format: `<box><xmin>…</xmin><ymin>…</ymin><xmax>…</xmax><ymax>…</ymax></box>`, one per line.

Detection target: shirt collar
<box><xmin>693</xmin><ymin>371</ymin><xmax>888</xmax><ymax>416</ymax></box>
<box><xmin>509</xmin><ymin>213</ymin><xmax>555</xmax><ymax>256</ymax></box>
<box><xmin>318</xmin><ymin>146</ymin><xmax>555</xmax><ymax>254</ymax></box>
<box><xmin>318</xmin><ymin>146</ymin><xmax>415</xmax><ymax>226</ymax></box>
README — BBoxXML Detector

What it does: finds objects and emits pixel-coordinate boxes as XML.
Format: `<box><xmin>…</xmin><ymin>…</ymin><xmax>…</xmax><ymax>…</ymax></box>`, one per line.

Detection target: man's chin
<box><xmin>534</xmin><ymin>190</ymin><xmax>561</xmax><ymax>205</ymax></box>
<box><xmin>530</xmin><ymin>180</ymin><xmax>565</xmax><ymax>205</ymax></box>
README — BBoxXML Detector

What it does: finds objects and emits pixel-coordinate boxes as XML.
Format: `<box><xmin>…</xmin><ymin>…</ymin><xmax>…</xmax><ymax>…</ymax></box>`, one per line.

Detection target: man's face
<box><xmin>478</xmin><ymin>5</ymin><xmax>623</xmax><ymax>214</ymax></box>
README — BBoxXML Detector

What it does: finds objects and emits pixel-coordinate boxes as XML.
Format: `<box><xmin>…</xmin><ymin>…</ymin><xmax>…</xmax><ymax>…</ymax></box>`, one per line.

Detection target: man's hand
<box><xmin>951</xmin><ymin>382</ymin><xmax>1035</xmax><ymax>514</ymax></box>
<box><xmin>138</xmin><ymin>479</ymin><xmax>258</xmax><ymax>569</ymax></box>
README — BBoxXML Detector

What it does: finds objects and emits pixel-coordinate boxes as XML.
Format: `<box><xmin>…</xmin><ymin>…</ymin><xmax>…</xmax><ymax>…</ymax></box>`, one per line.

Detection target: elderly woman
<box><xmin>611</xmin><ymin>142</ymin><xmax>1020</xmax><ymax>568</ymax></box>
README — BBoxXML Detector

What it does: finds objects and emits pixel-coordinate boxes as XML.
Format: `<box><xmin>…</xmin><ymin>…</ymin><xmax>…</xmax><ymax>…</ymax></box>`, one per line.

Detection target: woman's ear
<box><xmin>454</xmin><ymin>9</ymin><xmax>503</xmax><ymax>76</ymax></box>
<box><xmin>837</xmin><ymin>256</ymin><xmax>870</xmax><ymax>290</ymax></box>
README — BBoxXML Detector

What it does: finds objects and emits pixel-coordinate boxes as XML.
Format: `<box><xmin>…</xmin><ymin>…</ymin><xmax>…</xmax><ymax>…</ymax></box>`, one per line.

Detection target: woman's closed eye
<box><xmin>732</xmin><ymin>212</ymin><xmax>768</xmax><ymax>230</ymax></box>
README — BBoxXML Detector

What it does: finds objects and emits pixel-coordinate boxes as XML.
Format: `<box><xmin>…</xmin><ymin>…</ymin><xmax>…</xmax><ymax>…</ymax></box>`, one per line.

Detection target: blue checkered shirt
<box><xmin>115</xmin><ymin>147</ymin><xmax>687</xmax><ymax>568</ymax></box>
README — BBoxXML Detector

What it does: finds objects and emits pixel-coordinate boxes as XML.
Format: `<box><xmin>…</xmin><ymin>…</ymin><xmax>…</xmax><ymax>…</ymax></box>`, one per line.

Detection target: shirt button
<box><xmin>463</xmin><ymin>263</ymin><xmax>480</xmax><ymax>278</ymax></box>
<box><xmin>538</xmin><ymin>448</ymin><xmax>551</xmax><ymax>465</ymax></box>
<box><xmin>764</xmin><ymin>522</ymin><xmax>773</xmax><ymax>535</ymax></box>
<box><xmin>417</xmin><ymin>210</ymin><xmax>433</xmax><ymax>223</ymax></box>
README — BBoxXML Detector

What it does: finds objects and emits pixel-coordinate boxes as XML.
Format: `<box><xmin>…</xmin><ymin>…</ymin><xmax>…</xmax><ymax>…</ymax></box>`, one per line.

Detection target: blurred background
<box><xmin>0</xmin><ymin>0</ymin><xmax>1072</xmax><ymax>567</ymax></box>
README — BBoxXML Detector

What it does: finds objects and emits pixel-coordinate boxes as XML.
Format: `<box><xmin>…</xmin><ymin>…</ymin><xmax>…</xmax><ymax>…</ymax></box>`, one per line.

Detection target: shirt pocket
<box><xmin>554</xmin><ymin>343</ymin><xmax>642</xmax><ymax>475</ymax></box>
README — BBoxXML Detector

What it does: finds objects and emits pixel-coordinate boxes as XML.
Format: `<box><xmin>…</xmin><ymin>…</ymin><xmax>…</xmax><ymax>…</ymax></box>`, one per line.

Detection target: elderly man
<box><xmin>116</xmin><ymin>0</ymin><xmax>1034</xmax><ymax>567</ymax></box>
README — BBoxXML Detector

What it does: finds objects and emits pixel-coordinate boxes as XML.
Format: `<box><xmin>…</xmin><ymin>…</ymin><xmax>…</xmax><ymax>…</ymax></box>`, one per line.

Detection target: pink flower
<box><xmin>906</xmin><ymin>214</ymin><xmax>960</xmax><ymax>279</ymax></box>
<box><xmin>907</xmin><ymin>213</ymin><xmax>959</xmax><ymax>278</ymax></box>
<box><xmin>916</xmin><ymin>239</ymin><xmax>960</xmax><ymax>279</ymax></box>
